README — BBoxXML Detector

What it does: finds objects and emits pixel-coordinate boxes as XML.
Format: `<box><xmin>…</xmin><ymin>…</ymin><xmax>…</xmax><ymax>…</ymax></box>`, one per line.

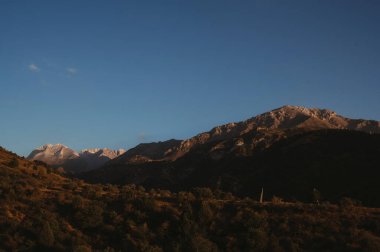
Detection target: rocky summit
<box><xmin>27</xmin><ymin>144</ymin><xmax>126</xmax><ymax>173</ymax></box>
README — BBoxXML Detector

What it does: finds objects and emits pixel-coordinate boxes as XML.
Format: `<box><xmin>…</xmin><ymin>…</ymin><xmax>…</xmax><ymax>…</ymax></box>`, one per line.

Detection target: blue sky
<box><xmin>1</xmin><ymin>1</ymin><xmax>380</xmax><ymax>156</ymax></box>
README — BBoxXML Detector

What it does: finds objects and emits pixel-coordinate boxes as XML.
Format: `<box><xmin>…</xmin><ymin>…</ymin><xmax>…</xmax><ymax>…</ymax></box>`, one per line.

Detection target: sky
<box><xmin>1</xmin><ymin>0</ymin><xmax>380</xmax><ymax>156</ymax></box>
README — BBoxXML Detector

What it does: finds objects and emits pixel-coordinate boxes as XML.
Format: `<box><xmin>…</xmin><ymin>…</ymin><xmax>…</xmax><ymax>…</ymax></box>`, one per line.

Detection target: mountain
<box><xmin>27</xmin><ymin>144</ymin><xmax>126</xmax><ymax>173</ymax></box>
<box><xmin>109</xmin><ymin>105</ymin><xmax>380</xmax><ymax>165</ymax></box>
<box><xmin>82</xmin><ymin>106</ymin><xmax>380</xmax><ymax>205</ymax></box>
<box><xmin>78</xmin><ymin>148</ymin><xmax>126</xmax><ymax>171</ymax></box>
<box><xmin>27</xmin><ymin>144</ymin><xmax>79</xmax><ymax>165</ymax></box>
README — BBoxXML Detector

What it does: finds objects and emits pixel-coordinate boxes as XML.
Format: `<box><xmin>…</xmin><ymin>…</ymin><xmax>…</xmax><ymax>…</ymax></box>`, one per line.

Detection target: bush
<box><xmin>74</xmin><ymin>204</ymin><xmax>104</xmax><ymax>229</ymax></box>
<box><xmin>192</xmin><ymin>188</ymin><xmax>214</xmax><ymax>199</ymax></box>
<box><xmin>39</xmin><ymin>221</ymin><xmax>55</xmax><ymax>247</ymax></box>
<box><xmin>191</xmin><ymin>235</ymin><xmax>218</xmax><ymax>252</ymax></box>
<box><xmin>38</xmin><ymin>166</ymin><xmax>47</xmax><ymax>177</ymax></box>
<box><xmin>8</xmin><ymin>158</ymin><xmax>19</xmax><ymax>168</ymax></box>
<box><xmin>339</xmin><ymin>197</ymin><xmax>362</xmax><ymax>208</ymax></box>
<box><xmin>271</xmin><ymin>196</ymin><xmax>284</xmax><ymax>204</ymax></box>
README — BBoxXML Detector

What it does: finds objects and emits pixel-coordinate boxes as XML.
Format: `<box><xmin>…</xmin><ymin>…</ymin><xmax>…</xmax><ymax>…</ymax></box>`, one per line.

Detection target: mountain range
<box><xmin>27</xmin><ymin>144</ymin><xmax>125</xmax><ymax>173</ymax></box>
<box><xmin>25</xmin><ymin>105</ymin><xmax>380</xmax><ymax>205</ymax></box>
<box><xmin>106</xmin><ymin>105</ymin><xmax>380</xmax><ymax>165</ymax></box>
<box><xmin>77</xmin><ymin>105</ymin><xmax>380</xmax><ymax>205</ymax></box>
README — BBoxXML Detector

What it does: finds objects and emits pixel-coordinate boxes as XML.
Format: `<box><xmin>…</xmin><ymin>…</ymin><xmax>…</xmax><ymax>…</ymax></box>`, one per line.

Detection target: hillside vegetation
<box><xmin>1</xmin><ymin>146</ymin><xmax>380</xmax><ymax>251</ymax></box>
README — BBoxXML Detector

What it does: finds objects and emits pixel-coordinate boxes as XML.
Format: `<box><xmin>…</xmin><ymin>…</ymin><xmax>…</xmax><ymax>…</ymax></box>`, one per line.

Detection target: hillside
<box><xmin>83</xmin><ymin>129</ymin><xmax>380</xmax><ymax>206</ymax></box>
<box><xmin>2</xmin><ymin>146</ymin><xmax>380</xmax><ymax>251</ymax></box>
<box><xmin>82</xmin><ymin>106</ymin><xmax>380</xmax><ymax>207</ymax></box>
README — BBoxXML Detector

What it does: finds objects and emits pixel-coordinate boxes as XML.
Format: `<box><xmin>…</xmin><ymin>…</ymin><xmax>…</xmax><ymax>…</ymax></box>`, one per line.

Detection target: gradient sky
<box><xmin>1</xmin><ymin>0</ymin><xmax>380</xmax><ymax>156</ymax></box>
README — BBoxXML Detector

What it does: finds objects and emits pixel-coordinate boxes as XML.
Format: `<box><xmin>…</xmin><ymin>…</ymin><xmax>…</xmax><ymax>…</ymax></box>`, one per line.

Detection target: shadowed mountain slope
<box><xmin>82</xmin><ymin>106</ymin><xmax>380</xmax><ymax>206</ymax></box>
<box><xmin>109</xmin><ymin>105</ymin><xmax>380</xmax><ymax>165</ymax></box>
<box><xmin>84</xmin><ymin>130</ymin><xmax>380</xmax><ymax>206</ymax></box>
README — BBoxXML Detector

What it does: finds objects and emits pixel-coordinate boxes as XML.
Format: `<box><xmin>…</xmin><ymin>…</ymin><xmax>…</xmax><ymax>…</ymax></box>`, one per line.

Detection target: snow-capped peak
<box><xmin>27</xmin><ymin>144</ymin><xmax>127</xmax><ymax>172</ymax></box>
<box><xmin>79</xmin><ymin>148</ymin><xmax>127</xmax><ymax>159</ymax></box>
<box><xmin>27</xmin><ymin>144</ymin><xmax>79</xmax><ymax>165</ymax></box>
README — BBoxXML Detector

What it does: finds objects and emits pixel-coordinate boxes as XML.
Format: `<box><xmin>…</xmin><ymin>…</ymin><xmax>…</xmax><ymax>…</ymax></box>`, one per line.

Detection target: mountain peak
<box><xmin>80</xmin><ymin>148</ymin><xmax>102</xmax><ymax>154</ymax></box>
<box><xmin>273</xmin><ymin>105</ymin><xmax>336</xmax><ymax>115</ymax></box>
<box><xmin>275</xmin><ymin>105</ymin><xmax>307</xmax><ymax>110</ymax></box>
<box><xmin>28</xmin><ymin>144</ymin><xmax>79</xmax><ymax>166</ymax></box>
<box><xmin>37</xmin><ymin>143</ymin><xmax>69</xmax><ymax>151</ymax></box>
<box><xmin>79</xmin><ymin>148</ymin><xmax>127</xmax><ymax>159</ymax></box>
<box><xmin>27</xmin><ymin>144</ymin><xmax>127</xmax><ymax>173</ymax></box>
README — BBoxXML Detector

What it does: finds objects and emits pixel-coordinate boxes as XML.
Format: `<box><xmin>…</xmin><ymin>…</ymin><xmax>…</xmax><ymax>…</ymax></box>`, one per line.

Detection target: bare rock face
<box><xmin>27</xmin><ymin>144</ymin><xmax>79</xmax><ymax>166</ymax></box>
<box><xmin>27</xmin><ymin>144</ymin><xmax>126</xmax><ymax>173</ymax></box>
<box><xmin>79</xmin><ymin>148</ymin><xmax>126</xmax><ymax>160</ymax></box>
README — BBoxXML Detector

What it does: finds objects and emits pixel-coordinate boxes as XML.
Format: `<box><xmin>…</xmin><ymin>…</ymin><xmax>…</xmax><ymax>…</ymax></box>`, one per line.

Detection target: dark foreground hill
<box><xmin>2</xmin><ymin>146</ymin><xmax>380</xmax><ymax>251</ymax></box>
<box><xmin>83</xmin><ymin>129</ymin><xmax>380</xmax><ymax>206</ymax></box>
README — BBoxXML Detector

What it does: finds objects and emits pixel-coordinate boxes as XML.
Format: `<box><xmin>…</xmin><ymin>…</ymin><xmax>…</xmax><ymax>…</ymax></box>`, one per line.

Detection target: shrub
<box><xmin>339</xmin><ymin>197</ymin><xmax>362</xmax><ymax>208</ymax></box>
<box><xmin>192</xmin><ymin>188</ymin><xmax>214</xmax><ymax>199</ymax></box>
<box><xmin>8</xmin><ymin>158</ymin><xmax>19</xmax><ymax>168</ymax></box>
<box><xmin>38</xmin><ymin>166</ymin><xmax>47</xmax><ymax>177</ymax></box>
<box><xmin>271</xmin><ymin>196</ymin><xmax>284</xmax><ymax>204</ymax></box>
<box><xmin>74</xmin><ymin>204</ymin><xmax>104</xmax><ymax>229</ymax></box>
<box><xmin>39</xmin><ymin>221</ymin><xmax>55</xmax><ymax>247</ymax></box>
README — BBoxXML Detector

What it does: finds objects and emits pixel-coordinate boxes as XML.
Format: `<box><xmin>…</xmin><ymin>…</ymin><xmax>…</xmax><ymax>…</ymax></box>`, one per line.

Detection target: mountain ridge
<box><xmin>27</xmin><ymin>144</ymin><xmax>126</xmax><ymax>173</ymax></box>
<box><xmin>110</xmin><ymin>105</ymin><xmax>380</xmax><ymax>165</ymax></box>
<box><xmin>27</xmin><ymin>105</ymin><xmax>380</xmax><ymax>175</ymax></box>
